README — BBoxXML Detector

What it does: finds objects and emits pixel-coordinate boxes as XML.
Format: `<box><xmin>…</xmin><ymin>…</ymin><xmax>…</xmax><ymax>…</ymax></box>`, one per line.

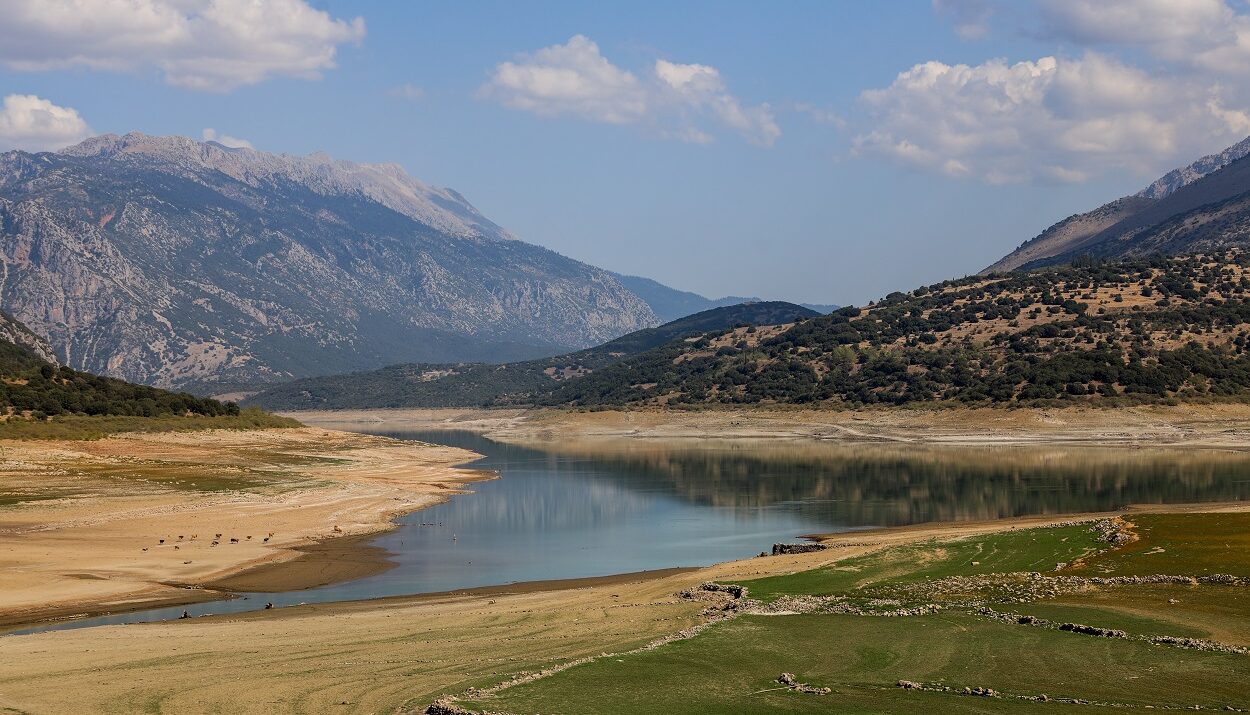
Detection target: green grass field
<box><xmin>456</xmin><ymin>513</ymin><xmax>1250</xmax><ymax>714</ymax></box>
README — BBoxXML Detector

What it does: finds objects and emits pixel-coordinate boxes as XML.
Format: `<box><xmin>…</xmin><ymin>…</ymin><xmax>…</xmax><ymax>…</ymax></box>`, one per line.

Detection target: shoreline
<box><xmin>9</xmin><ymin>403</ymin><xmax>1250</xmax><ymax>633</ymax></box>
<box><xmin>0</xmin><ymin>426</ymin><xmax>488</xmax><ymax>629</ymax></box>
<box><xmin>288</xmin><ymin>404</ymin><xmax>1250</xmax><ymax>449</ymax></box>
<box><xmin>5</xmin><ymin>501</ymin><xmax>1250</xmax><ymax>713</ymax></box>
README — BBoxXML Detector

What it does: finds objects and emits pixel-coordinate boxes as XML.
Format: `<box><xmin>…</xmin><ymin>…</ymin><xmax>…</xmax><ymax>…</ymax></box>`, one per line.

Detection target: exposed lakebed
<box><xmin>14</xmin><ymin>429</ymin><xmax>1250</xmax><ymax>633</ymax></box>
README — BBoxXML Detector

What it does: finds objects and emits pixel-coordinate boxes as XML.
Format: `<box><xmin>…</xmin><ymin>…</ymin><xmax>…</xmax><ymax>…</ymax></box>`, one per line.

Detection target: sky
<box><xmin>3</xmin><ymin>1</ymin><xmax>1250</xmax><ymax>306</ymax></box>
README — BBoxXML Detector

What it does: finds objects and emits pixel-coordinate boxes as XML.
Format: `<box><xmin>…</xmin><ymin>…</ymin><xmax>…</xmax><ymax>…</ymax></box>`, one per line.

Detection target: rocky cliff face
<box><xmin>0</xmin><ymin>133</ymin><xmax>657</xmax><ymax>387</ymax></box>
<box><xmin>0</xmin><ymin>311</ymin><xmax>57</xmax><ymax>365</ymax></box>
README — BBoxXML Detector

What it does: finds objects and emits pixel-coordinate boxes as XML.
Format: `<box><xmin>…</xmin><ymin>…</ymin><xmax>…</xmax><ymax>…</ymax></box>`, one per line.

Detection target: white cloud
<box><xmin>1036</xmin><ymin>0</ymin><xmax>1230</xmax><ymax>49</ymax></box>
<box><xmin>482</xmin><ymin>35</ymin><xmax>778</xmax><ymax>145</ymax></box>
<box><xmin>933</xmin><ymin>0</ymin><xmax>997</xmax><ymax>39</ymax></box>
<box><xmin>0</xmin><ymin>94</ymin><xmax>92</xmax><ymax>152</ymax></box>
<box><xmin>387</xmin><ymin>83</ymin><xmax>425</xmax><ymax>101</ymax></box>
<box><xmin>482</xmin><ymin>35</ymin><xmax>646</xmax><ymax>124</ymax></box>
<box><xmin>854</xmin><ymin>53</ymin><xmax>1248</xmax><ymax>183</ymax></box>
<box><xmin>0</xmin><ymin>0</ymin><xmax>365</xmax><ymax>92</ymax></box>
<box><xmin>793</xmin><ymin>102</ymin><xmax>847</xmax><ymax>129</ymax></box>
<box><xmin>202</xmin><ymin>127</ymin><xmax>252</xmax><ymax>149</ymax></box>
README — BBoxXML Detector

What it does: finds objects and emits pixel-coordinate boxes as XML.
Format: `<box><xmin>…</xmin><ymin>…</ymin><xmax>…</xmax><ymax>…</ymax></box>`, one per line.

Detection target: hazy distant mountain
<box><xmin>0</xmin><ymin>133</ymin><xmax>658</xmax><ymax>388</ymax></box>
<box><xmin>247</xmin><ymin>301</ymin><xmax>819</xmax><ymax>410</ymax></box>
<box><xmin>986</xmin><ymin>135</ymin><xmax>1250</xmax><ymax>273</ymax></box>
<box><xmin>610</xmin><ymin>272</ymin><xmax>837</xmax><ymax>321</ymax></box>
<box><xmin>609</xmin><ymin>273</ymin><xmax>758</xmax><ymax>322</ymax></box>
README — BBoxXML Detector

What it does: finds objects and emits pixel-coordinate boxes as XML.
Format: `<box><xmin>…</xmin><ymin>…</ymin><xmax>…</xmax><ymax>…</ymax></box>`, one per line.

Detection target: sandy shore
<box><xmin>3</xmin><ymin>503</ymin><xmax>1236</xmax><ymax>714</ymax></box>
<box><xmin>291</xmin><ymin>403</ymin><xmax>1250</xmax><ymax>449</ymax></box>
<box><xmin>0</xmin><ymin>427</ymin><xmax>482</xmax><ymax>627</ymax></box>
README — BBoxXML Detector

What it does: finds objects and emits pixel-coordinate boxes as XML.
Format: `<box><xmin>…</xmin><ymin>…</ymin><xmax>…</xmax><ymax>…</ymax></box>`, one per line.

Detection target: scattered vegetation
<box><xmin>545</xmin><ymin>251</ymin><xmax>1250</xmax><ymax>407</ymax></box>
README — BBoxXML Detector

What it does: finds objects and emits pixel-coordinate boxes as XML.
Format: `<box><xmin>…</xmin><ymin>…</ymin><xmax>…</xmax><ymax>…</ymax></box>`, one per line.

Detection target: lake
<box><xmin>13</xmin><ymin>429</ymin><xmax>1250</xmax><ymax>633</ymax></box>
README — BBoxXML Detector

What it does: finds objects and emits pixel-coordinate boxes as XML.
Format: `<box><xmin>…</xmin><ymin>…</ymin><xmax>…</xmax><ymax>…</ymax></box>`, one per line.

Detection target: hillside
<box><xmin>0</xmin><ymin>312</ymin><xmax>266</xmax><ymax>432</ymax></box>
<box><xmin>986</xmin><ymin>135</ymin><xmax>1250</xmax><ymax>273</ymax></box>
<box><xmin>246</xmin><ymin>301</ymin><xmax>818</xmax><ymax>410</ymax></box>
<box><xmin>0</xmin><ymin>133</ymin><xmax>657</xmax><ymax>388</ymax></box>
<box><xmin>538</xmin><ymin>252</ymin><xmax>1250</xmax><ymax>407</ymax></box>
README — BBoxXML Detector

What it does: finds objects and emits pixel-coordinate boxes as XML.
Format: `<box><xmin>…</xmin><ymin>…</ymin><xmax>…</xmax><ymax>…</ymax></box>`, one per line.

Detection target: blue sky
<box><xmin>3</xmin><ymin>1</ymin><xmax>1250</xmax><ymax>306</ymax></box>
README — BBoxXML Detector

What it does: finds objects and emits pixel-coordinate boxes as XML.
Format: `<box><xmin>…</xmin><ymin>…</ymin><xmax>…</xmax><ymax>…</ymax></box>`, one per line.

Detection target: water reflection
<box><xmin>12</xmin><ymin>430</ymin><xmax>1250</xmax><ymax>634</ymax></box>
<box><xmin>497</xmin><ymin>437</ymin><xmax>1250</xmax><ymax>527</ymax></box>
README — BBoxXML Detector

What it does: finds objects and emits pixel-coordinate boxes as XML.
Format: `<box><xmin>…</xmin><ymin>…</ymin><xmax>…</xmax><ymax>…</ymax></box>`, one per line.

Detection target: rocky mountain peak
<box><xmin>59</xmin><ymin>132</ymin><xmax>516</xmax><ymax>243</ymax></box>
<box><xmin>1136</xmin><ymin>134</ymin><xmax>1250</xmax><ymax>201</ymax></box>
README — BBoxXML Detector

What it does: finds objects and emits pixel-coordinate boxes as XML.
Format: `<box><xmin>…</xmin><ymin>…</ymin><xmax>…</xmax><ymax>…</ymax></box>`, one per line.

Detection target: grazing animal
<box><xmin>263</xmin><ymin>537</ymin><xmax>270</xmax><ymax>542</ymax></box>
<box><xmin>158</xmin><ymin>539</ymin><xmax>165</xmax><ymax>544</ymax></box>
<box><xmin>191</xmin><ymin>534</ymin><xmax>197</xmax><ymax>540</ymax></box>
<box><xmin>268</xmin><ymin>531</ymin><xmax>274</xmax><ymax>537</ymax></box>
<box><xmin>215</xmin><ymin>533</ymin><xmax>222</xmax><ymax>538</ymax></box>
<box><xmin>264</xmin><ymin>602</ymin><xmax>273</xmax><ymax>610</ymax></box>
<box><xmin>177</xmin><ymin>535</ymin><xmax>184</xmax><ymax>540</ymax></box>
<box><xmin>211</xmin><ymin>541</ymin><xmax>219</xmax><ymax>547</ymax></box>
<box><xmin>332</xmin><ymin>525</ymin><xmax>343</xmax><ymax>533</ymax></box>
<box><xmin>142</xmin><ymin>548</ymin><xmax>148</xmax><ymax>552</ymax></box>
<box><xmin>230</xmin><ymin>538</ymin><xmax>239</xmax><ymax>543</ymax></box>
<box><xmin>246</xmin><ymin>535</ymin><xmax>252</xmax><ymax>540</ymax></box>
<box><xmin>180</xmin><ymin>610</ymin><xmax>190</xmax><ymax>619</ymax></box>
<box><xmin>174</xmin><ymin>545</ymin><xmax>180</xmax><ymax>550</ymax></box>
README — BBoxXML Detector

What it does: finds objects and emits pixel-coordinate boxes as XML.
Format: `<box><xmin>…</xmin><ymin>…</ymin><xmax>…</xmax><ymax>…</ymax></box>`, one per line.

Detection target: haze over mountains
<box><xmin>609</xmin><ymin>273</ymin><xmax>837</xmax><ymax>322</ymax></box>
<box><xmin>247</xmin><ymin>301</ymin><xmax>819</xmax><ymax>410</ymax></box>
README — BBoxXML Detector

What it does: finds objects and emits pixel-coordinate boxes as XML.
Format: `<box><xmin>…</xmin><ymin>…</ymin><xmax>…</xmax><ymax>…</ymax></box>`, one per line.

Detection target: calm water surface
<box><xmin>13</xmin><ymin>429</ymin><xmax>1250</xmax><ymax>634</ymax></box>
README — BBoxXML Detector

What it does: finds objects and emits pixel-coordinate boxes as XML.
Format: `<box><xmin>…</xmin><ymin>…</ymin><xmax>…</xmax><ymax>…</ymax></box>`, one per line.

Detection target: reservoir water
<box><xmin>13</xmin><ymin>429</ymin><xmax>1250</xmax><ymax>634</ymax></box>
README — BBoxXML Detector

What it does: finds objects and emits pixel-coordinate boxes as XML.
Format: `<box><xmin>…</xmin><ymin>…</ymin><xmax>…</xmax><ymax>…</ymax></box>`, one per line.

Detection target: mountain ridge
<box><xmin>985</xmin><ymin>134</ymin><xmax>1250</xmax><ymax>273</ymax></box>
<box><xmin>0</xmin><ymin>133</ymin><xmax>659</xmax><ymax>388</ymax></box>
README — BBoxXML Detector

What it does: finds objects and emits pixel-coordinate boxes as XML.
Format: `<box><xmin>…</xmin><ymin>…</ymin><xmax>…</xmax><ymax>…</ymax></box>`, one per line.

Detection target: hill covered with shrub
<box><xmin>539</xmin><ymin>252</ymin><xmax>1250</xmax><ymax>407</ymax></box>
<box><xmin>0</xmin><ymin>311</ymin><xmax>294</xmax><ymax>436</ymax></box>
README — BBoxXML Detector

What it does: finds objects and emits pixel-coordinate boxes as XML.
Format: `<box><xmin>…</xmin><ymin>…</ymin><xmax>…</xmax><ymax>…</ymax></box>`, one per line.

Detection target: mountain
<box><xmin>535</xmin><ymin>252</ymin><xmax>1250</xmax><ymax>407</ymax></box>
<box><xmin>986</xmin><ymin>135</ymin><xmax>1250</xmax><ymax>273</ymax></box>
<box><xmin>608</xmin><ymin>272</ymin><xmax>761</xmax><ymax>322</ymax></box>
<box><xmin>610</xmin><ymin>272</ymin><xmax>838</xmax><ymax>322</ymax></box>
<box><xmin>0</xmin><ymin>133</ymin><xmax>658</xmax><ymax>388</ymax></box>
<box><xmin>246</xmin><ymin>301</ymin><xmax>819</xmax><ymax>410</ymax></box>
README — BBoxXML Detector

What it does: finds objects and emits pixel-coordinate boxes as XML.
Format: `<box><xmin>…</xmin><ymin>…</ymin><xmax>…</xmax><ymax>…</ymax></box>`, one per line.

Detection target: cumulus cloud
<box><xmin>0</xmin><ymin>94</ymin><xmax>92</xmax><ymax>152</ymax></box>
<box><xmin>201</xmin><ymin>127</ymin><xmax>252</xmax><ymax>149</ymax></box>
<box><xmin>854</xmin><ymin>53</ymin><xmax>1249</xmax><ymax>184</ymax></box>
<box><xmin>481</xmin><ymin>35</ymin><xmax>778</xmax><ymax>146</ymax></box>
<box><xmin>0</xmin><ymin>0</ymin><xmax>365</xmax><ymax>92</ymax></box>
<box><xmin>1036</xmin><ymin>0</ymin><xmax>1250</xmax><ymax>79</ymax></box>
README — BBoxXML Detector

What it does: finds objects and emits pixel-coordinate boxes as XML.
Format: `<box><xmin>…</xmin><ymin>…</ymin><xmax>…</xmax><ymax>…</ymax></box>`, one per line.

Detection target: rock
<box><xmin>771</xmin><ymin>543</ymin><xmax>829</xmax><ymax>556</ymax></box>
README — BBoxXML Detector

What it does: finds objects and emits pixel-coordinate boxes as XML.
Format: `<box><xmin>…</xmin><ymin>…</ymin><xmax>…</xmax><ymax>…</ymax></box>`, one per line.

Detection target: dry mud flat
<box><xmin>0</xmin><ymin>427</ymin><xmax>482</xmax><ymax>626</ymax></box>
<box><xmin>292</xmin><ymin>403</ymin><xmax>1250</xmax><ymax>448</ymax></box>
